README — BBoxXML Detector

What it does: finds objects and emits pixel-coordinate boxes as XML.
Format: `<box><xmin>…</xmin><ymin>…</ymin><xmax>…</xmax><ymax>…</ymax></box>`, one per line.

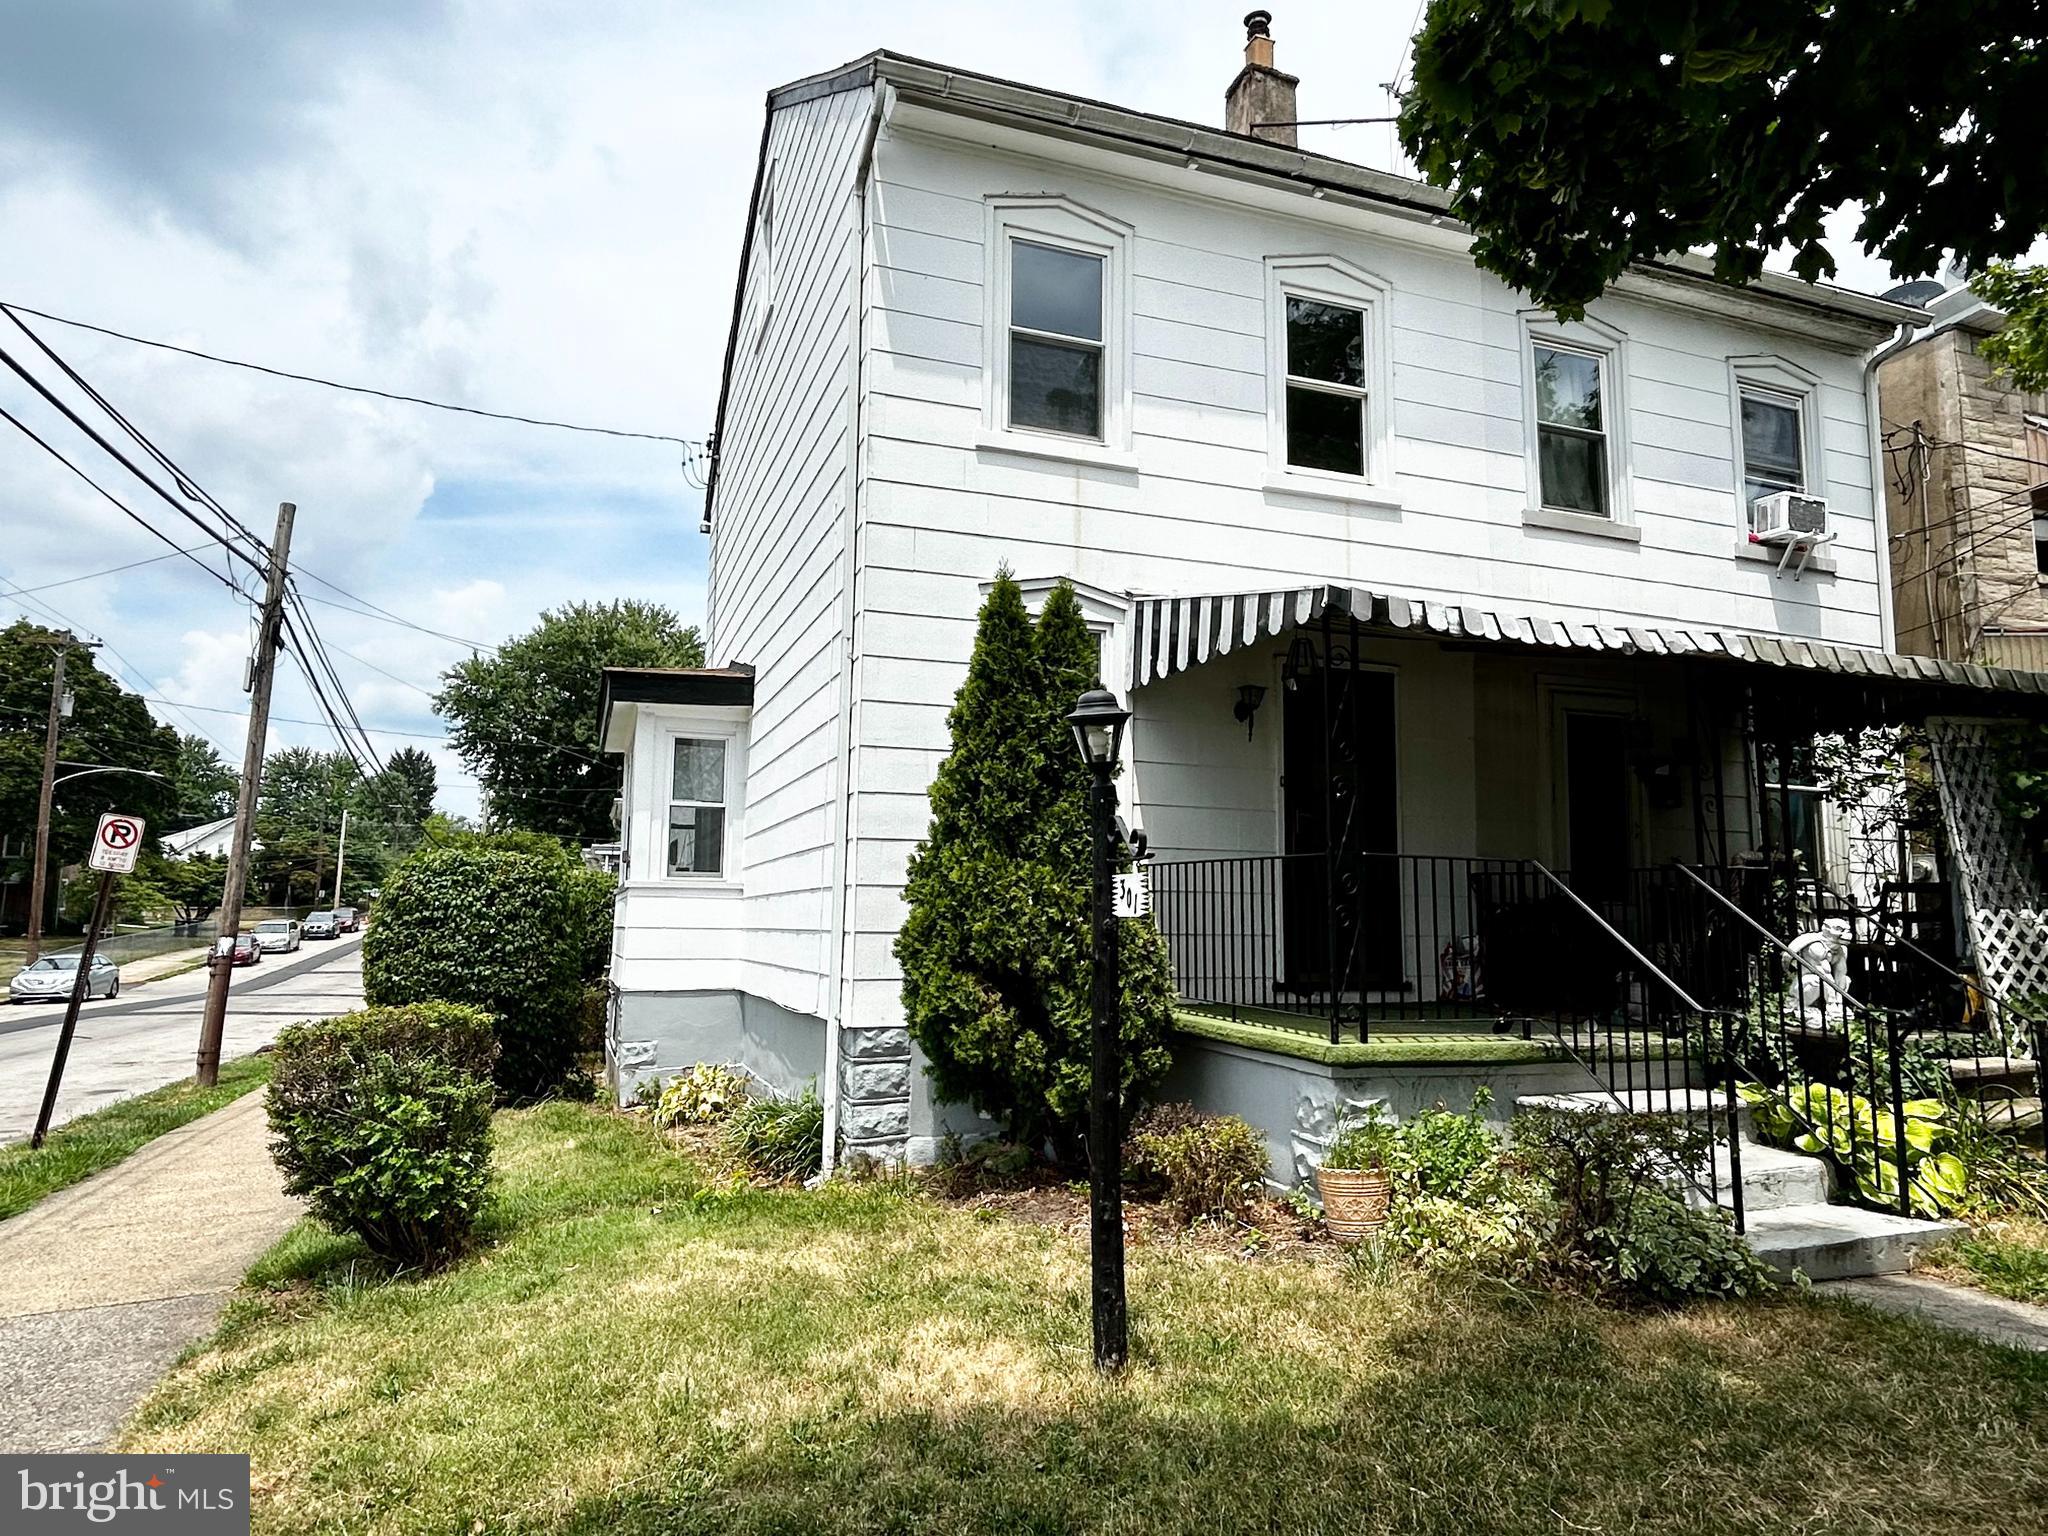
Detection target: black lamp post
<box><xmin>1065</xmin><ymin>686</ymin><xmax>1132</xmax><ymax>1373</ymax></box>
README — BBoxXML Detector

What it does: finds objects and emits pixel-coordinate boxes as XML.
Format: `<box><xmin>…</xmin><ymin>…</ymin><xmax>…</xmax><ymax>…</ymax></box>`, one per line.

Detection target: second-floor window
<box><xmin>1284</xmin><ymin>297</ymin><xmax>1366</xmax><ymax>475</ymax></box>
<box><xmin>667</xmin><ymin>737</ymin><xmax>727</xmax><ymax>878</ymax></box>
<box><xmin>1534</xmin><ymin>344</ymin><xmax>1609</xmax><ymax>517</ymax></box>
<box><xmin>1008</xmin><ymin>239</ymin><xmax>1103</xmax><ymax>438</ymax></box>
<box><xmin>1740</xmin><ymin>389</ymin><xmax>1805</xmax><ymax>530</ymax></box>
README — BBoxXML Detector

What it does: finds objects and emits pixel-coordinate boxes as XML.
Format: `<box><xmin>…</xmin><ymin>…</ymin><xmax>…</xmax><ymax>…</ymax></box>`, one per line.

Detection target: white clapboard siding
<box><xmin>821</xmin><ymin>124</ymin><xmax>1887</xmax><ymax>1029</ymax></box>
<box><xmin>701</xmin><ymin>78</ymin><xmax>876</xmax><ymax>1017</ymax></box>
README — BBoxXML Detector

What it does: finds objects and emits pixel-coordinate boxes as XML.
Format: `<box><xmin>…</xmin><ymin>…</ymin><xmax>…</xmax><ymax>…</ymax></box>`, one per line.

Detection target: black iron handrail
<box><xmin>1674</xmin><ymin>862</ymin><xmax>1939</xmax><ymax>1217</ymax></box>
<box><xmin>1525</xmin><ymin>861</ymin><xmax>1746</xmax><ymax>1228</ymax></box>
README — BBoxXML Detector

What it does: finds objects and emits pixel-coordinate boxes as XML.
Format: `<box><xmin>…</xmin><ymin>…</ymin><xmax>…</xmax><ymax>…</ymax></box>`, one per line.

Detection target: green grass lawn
<box><xmin>123</xmin><ymin>1101</ymin><xmax>2048</xmax><ymax>1534</ymax></box>
<box><xmin>1931</xmin><ymin>1217</ymin><xmax>2048</xmax><ymax>1306</ymax></box>
<box><xmin>0</xmin><ymin>1054</ymin><xmax>273</xmax><ymax>1220</ymax></box>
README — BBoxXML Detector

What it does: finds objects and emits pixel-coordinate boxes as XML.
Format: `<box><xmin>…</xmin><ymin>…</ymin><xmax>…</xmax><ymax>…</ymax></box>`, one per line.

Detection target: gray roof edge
<box><xmin>859</xmin><ymin>51</ymin><xmax>1926</xmax><ymax>334</ymax></box>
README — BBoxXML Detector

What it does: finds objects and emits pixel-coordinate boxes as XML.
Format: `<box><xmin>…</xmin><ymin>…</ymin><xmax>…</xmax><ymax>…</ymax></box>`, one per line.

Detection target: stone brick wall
<box><xmin>1882</xmin><ymin>327</ymin><xmax>2048</xmax><ymax>660</ymax></box>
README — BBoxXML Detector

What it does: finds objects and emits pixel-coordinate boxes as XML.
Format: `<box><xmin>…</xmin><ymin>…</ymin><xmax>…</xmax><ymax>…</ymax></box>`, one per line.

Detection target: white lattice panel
<box><xmin>1929</xmin><ymin>719</ymin><xmax>2048</xmax><ymax>1048</ymax></box>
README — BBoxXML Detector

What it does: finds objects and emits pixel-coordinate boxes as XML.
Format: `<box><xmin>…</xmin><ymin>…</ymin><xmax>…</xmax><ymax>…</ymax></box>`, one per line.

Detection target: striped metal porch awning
<box><xmin>1127</xmin><ymin>583</ymin><xmax>2048</xmax><ymax>699</ymax></box>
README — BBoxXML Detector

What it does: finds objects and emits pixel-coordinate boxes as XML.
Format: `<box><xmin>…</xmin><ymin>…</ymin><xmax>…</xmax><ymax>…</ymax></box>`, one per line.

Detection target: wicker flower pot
<box><xmin>1316</xmin><ymin>1166</ymin><xmax>1393</xmax><ymax>1241</ymax></box>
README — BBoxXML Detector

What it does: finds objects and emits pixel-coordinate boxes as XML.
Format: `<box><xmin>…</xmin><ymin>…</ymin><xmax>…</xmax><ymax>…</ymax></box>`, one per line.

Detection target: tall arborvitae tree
<box><xmin>896</xmin><ymin>573</ymin><xmax>1175</xmax><ymax>1159</ymax></box>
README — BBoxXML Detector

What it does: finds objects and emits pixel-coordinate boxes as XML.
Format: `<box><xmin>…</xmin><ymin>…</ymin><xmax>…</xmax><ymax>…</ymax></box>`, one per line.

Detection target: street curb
<box><xmin>0</xmin><ymin>936</ymin><xmax>362</xmax><ymax>1037</ymax></box>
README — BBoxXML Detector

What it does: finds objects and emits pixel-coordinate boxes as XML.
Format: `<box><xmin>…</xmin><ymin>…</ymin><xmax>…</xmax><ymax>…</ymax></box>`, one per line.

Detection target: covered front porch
<box><xmin>1126</xmin><ymin>586</ymin><xmax>1803</xmax><ymax>1042</ymax></box>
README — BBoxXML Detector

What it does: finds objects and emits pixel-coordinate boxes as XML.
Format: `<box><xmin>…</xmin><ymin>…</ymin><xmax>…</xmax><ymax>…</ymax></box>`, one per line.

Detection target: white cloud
<box><xmin>2</xmin><ymin>1</ymin><xmax>1943</xmax><ymax>820</ymax></box>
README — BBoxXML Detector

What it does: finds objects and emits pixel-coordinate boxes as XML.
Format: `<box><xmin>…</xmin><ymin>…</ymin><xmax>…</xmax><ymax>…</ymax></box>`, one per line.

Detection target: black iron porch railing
<box><xmin>1148</xmin><ymin>851</ymin><xmax>1530</xmax><ymax>1037</ymax></box>
<box><xmin>1147</xmin><ymin>850</ymin><xmax>1745</xmax><ymax>1222</ymax></box>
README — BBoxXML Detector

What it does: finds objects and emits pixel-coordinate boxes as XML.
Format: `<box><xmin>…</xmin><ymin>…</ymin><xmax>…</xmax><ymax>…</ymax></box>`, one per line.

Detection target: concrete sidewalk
<box><xmin>0</xmin><ymin>1091</ymin><xmax>302</xmax><ymax>1452</ymax></box>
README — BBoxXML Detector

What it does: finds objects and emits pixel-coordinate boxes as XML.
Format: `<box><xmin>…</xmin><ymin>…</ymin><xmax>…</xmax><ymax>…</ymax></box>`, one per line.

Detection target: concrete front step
<box><xmin>1708</xmin><ymin>1140</ymin><xmax>1831</xmax><ymax>1213</ymax></box>
<box><xmin>1515</xmin><ymin>1088</ymin><xmax>1964</xmax><ymax>1280</ymax></box>
<box><xmin>1741</xmin><ymin>1204</ymin><xmax>1965</xmax><ymax>1282</ymax></box>
<box><xmin>1517</xmin><ymin>1087</ymin><xmax>1751</xmax><ymax>1132</ymax></box>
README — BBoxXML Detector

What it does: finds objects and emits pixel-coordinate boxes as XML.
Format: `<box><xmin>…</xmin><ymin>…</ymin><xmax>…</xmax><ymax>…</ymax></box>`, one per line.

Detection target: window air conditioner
<box><xmin>1751</xmin><ymin>490</ymin><xmax>1828</xmax><ymax>541</ymax></box>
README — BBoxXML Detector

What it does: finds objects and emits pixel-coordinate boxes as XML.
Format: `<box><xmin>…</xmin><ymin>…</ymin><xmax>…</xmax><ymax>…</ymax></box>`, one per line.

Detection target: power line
<box><xmin>0</xmin><ymin>339</ymin><xmax>265</xmax><ymax>588</ymax></box>
<box><xmin>0</xmin><ymin>401</ymin><xmax>253</xmax><ymax>601</ymax></box>
<box><xmin>3</xmin><ymin>546</ymin><xmax>210</xmax><ymax>596</ymax></box>
<box><xmin>1</xmin><ymin>298</ymin><xmax>702</xmax><ymax>448</ymax></box>
<box><xmin>293</xmin><ymin>587</ymin><xmax>497</xmax><ymax>652</ymax></box>
<box><xmin>1</xmin><ymin>304</ymin><xmax>270</xmax><ymax>559</ymax></box>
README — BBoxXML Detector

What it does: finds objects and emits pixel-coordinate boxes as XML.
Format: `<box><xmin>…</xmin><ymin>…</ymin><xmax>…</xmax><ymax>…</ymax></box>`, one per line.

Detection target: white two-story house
<box><xmin>601</xmin><ymin>19</ymin><xmax>2048</xmax><ymax>1171</ymax></box>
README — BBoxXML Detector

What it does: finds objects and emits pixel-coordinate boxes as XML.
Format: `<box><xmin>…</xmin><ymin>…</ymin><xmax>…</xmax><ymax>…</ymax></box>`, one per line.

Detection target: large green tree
<box><xmin>894</xmin><ymin>574</ymin><xmax>1175</xmax><ymax>1160</ymax></box>
<box><xmin>435</xmin><ymin>600</ymin><xmax>704</xmax><ymax>841</ymax></box>
<box><xmin>169</xmin><ymin>732</ymin><xmax>238</xmax><ymax>827</ymax></box>
<box><xmin>1398</xmin><ymin>2</ymin><xmax>2046</xmax><ymax>325</ymax></box>
<box><xmin>2</xmin><ymin>621</ymin><xmax>178</xmax><ymax>931</ymax></box>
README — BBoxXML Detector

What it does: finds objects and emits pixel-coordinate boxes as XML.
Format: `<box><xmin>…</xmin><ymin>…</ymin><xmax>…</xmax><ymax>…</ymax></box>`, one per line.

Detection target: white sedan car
<box><xmin>252</xmin><ymin>919</ymin><xmax>302</xmax><ymax>953</ymax></box>
<box><xmin>8</xmin><ymin>952</ymin><xmax>121</xmax><ymax>1003</ymax></box>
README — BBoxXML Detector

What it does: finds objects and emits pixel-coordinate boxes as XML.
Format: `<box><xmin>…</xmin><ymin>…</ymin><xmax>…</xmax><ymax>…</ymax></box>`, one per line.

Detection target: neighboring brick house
<box><xmin>1881</xmin><ymin>283</ymin><xmax>2048</xmax><ymax>667</ymax></box>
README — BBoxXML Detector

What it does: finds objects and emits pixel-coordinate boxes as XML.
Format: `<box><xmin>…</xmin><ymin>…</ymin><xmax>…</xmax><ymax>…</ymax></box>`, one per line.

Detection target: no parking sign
<box><xmin>88</xmin><ymin>812</ymin><xmax>145</xmax><ymax>874</ymax></box>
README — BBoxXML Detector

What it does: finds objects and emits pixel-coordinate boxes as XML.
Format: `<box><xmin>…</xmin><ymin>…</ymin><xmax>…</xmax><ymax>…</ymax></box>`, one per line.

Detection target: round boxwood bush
<box><xmin>362</xmin><ymin>846</ymin><xmax>585</xmax><ymax>1097</ymax></box>
<box><xmin>267</xmin><ymin>1002</ymin><xmax>499</xmax><ymax>1268</ymax></box>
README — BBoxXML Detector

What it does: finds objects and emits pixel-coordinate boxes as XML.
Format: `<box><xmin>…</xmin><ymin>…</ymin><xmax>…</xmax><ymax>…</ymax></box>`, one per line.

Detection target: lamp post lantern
<box><xmin>1065</xmin><ymin>686</ymin><xmax>1132</xmax><ymax>1372</ymax></box>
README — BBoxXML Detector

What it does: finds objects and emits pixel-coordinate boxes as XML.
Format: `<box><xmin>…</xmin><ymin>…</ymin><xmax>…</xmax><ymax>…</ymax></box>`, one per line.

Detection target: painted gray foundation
<box><xmin>609</xmin><ymin>989</ymin><xmax>825</xmax><ymax>1104</ymax></box>
<box><xmin>1161</xmin><ymin>1033</ymin><xmax>1622</xmax><ymax>1188</ymax></box>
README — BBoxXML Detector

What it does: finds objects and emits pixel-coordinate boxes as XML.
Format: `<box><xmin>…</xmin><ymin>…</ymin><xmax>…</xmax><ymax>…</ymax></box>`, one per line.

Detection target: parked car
<box><xmin>253</xmin><ymin>918</ymin><xmax>302</xmax><ymax>953</ymax></box>
<box><xmin>8</xmin><ymin>952</ymin><xmax>120</xmax><ymax>1004</ymax></box>
<box><xmin>208</xmin><ymin>934</ymin><xmax>264</xmax><ymax>972</ymax></box>
<box><xmin>302</xmin><ymin>910</ymin><xmax>341</xmax><ymax>940</ymax></box>
<box><xmin>332</xmin><ymin>906</ymin><xmax>362</xmax><ymax>933</ymax></box>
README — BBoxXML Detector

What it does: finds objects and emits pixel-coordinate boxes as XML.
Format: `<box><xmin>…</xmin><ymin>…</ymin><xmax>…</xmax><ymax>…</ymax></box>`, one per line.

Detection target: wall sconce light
<box><xmin>1233</xmin><ymin>683</ymin><xmax>1267</xmax><ymax>740</ymax></box>
<box><xmin>1281</xmin><ymin>635</ymin><xmax>1316</xmax><ymax>691</ymax></box>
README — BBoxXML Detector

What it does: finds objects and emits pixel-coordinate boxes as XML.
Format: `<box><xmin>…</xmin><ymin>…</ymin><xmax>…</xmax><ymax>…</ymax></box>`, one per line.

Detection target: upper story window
<box><xmin>1727</xmin><ymin>355</ymin><xmax>1824</xmax><ymax>539</ymax></box>
<box><xmin>1520</xmin><ymin>312</ymin><xmax>1633</xmax><ymax>534</ymax></box>
<box><xmin>985</xmin><ymin>198</ymin><xmax>1132</xmax><ymax>454</ymax></box>
<box><xmin>667</xmin><ymin>738</ymin><xmax>727</xmax><ymax>878</ymax></box>
<box><xmin>1534</xmin><ymin>345</ymin><xmax>1609</xmax><ymax>517</ymax></box>
<box><xmin>1739</xmin><ymin>390</ymin><xmax>1805</xmax><ymax>526</ymax></box>
<box><xmin>1285</xmin><ymin>298</ymin><xmax>1366</xmax><ymax>474</ymax></box>
<box><xmin>1009</xmin><ymin>240</ymin><xmax>1103</xmax><ymax>437</ymax></box>
<box><xmin>1264</xmin><ymin>256</ymin><xmax>1393</xmax><ymax>496</ymax></box>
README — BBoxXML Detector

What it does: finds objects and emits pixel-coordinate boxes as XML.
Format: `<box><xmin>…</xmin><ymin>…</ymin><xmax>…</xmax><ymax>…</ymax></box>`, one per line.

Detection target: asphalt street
<box><xmin>0</xmin><ymin>936</ymin><xmax>365</xmax><ymax>1143</ymax></box>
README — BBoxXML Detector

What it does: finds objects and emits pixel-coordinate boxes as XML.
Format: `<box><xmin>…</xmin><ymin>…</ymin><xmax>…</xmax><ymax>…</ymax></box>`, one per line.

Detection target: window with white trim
<box><xmin>1739</xmin><ymin>389</ymin><xmax>1805</xmax><ymax>529</ymax></box>
<box><xmin>1009</xmin><ymin>240</ymin><xmax>1103</xmax><ymax>437</ymax></box>
<box><xmin>1533</xmin><ymin>344</ymin><xmax>1610</xmax><ymax>517</ymax></box>
<box><xmin>1265</xmin><ymin>256</ymin><xmax>1393</xmax><ymax>491</ymax></box>
<box><xmin>986</xmin><ymin>198</ymin><xmax>1131</xmax><ymax>450</ymax></box>
<box><xmin>666</xmin><ymin>738</ymin><xmax>727</xmax><ymax>878</ymax></box>
<box><xmin>1285</xmin><ymin>297</ymin><xmax>1365</xmax><ymax>473</ymax></box>
<box><xmin>1521</xmin><ymin>313</ymin><xmax>1632</xmax><ymax>526</ymax></box>
<box><xmin>1727</xmin><ymin>355</ymin><xmax>1823</xmax><ymax>538</ymax></box>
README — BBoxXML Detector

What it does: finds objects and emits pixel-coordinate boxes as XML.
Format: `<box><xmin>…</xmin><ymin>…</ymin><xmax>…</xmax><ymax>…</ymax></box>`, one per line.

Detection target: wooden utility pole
<box><xmin>332</xmin><ymin>805</ymin><xmax>350</xmax><ymax>908</ymax></box>
<box><xmin>25</xmin><ymin>631</ymin><xmax>94</xmax><ymax>965</ymax></box>
<box><xmin>195</xmin><ymin>501</ymin><xmax>295</xmax><ymax>1086</ymax></box>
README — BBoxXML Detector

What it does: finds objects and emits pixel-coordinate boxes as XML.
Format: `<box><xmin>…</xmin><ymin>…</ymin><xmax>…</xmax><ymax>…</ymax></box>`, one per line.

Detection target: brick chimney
<box><xmin>1225</xmin><ymin>11</ymin><xmax>1298</xmax><ymax>146</ymax></box>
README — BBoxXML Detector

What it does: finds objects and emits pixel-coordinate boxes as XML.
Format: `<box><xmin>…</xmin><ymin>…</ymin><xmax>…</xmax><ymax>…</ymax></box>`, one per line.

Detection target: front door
<box><xmin>1563</xmin><ymin>709</ymin><xmax>1634</xmax><ymax>907</ymax></box>
<box><xmin>1282</xmin><ymin>666</ymin><xmax>1400</xmax><ymax>993</ymax></box>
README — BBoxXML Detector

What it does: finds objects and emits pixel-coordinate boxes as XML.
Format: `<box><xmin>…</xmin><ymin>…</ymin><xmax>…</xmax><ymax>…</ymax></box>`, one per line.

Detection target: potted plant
<box><xmin>1316</xmin><ymin>1105</ymin><xmax>1397</xmax><ymax>1240</ymax></box>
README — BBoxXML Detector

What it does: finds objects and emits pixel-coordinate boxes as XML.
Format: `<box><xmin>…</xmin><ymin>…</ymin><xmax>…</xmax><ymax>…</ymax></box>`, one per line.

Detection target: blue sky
<box><xmin>0</xmin><ymin>2</ymin><xmax>1911</xmax><ymax>817</ymax></box>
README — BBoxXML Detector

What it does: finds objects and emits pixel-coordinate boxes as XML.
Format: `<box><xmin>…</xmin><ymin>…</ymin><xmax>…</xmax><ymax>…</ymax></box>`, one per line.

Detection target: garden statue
<box><xmin>1783</xmin><ymin>918</ymin><xmax>1853</xmax><ymax>1030</ymax></box>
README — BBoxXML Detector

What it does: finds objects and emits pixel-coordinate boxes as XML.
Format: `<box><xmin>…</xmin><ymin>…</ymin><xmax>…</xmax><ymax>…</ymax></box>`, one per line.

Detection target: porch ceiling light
<box><xmin>1066</xmin><ymin>688</ymin><xmax>1131</xmax><ymax>770</ymax></box>
<box><xmin>1282</xmin><ymin>635</ymin><xmax>1316</xmax><ymax>691</ymax></box>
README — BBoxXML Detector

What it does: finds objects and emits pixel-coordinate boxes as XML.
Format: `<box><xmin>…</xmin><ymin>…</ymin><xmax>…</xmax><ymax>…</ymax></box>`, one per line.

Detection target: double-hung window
<box><xmin>666</xmin><ymin>738</ymin><xmax>727</xmax><ymax>878</ymax></box>
<box><xmin>1008</xmin><ymin>240</ymin><xmax>1104</xmax><ymax>438</ymax></box>
<box><xmin>1533</xmin><ymin>344</ymin><xmax>1609</xmax><ymax>518</ymax></box>
<box><xmin>1740</xmin><ymin>390</ymin><xmax>1805</xmax><ymax>533</ymax></box>
<box><xmin>1284</xmin><ymin>297</ymin><xmax>1367</xmax><ymax>475</ymax></box>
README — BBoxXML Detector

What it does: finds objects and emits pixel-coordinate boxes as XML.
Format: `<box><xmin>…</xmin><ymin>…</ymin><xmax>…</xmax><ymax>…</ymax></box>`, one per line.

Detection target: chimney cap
<box><xmin>1244</xmin><ymin>10</ymin><xmax>1273</xmax><ymax>39</ymax></box>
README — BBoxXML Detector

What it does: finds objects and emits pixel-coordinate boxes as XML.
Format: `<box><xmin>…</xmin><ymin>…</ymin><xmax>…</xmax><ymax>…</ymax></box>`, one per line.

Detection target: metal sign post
<box><xmin>28</xmin><ymin>812</ymin><xmax>142</xmax><ymax>1147</ymax></box>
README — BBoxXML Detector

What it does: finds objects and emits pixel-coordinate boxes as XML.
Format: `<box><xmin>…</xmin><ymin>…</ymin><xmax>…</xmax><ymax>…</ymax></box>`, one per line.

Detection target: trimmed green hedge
<box><xmin>362</xmin><ymin>847</ymin><xmax>586</xmax><ymax>1096</ymax></box>
<box><xmin>267</xmin><ymin>1003</ymin><xmax>499</xmax><ymax>1267</ymax></box>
